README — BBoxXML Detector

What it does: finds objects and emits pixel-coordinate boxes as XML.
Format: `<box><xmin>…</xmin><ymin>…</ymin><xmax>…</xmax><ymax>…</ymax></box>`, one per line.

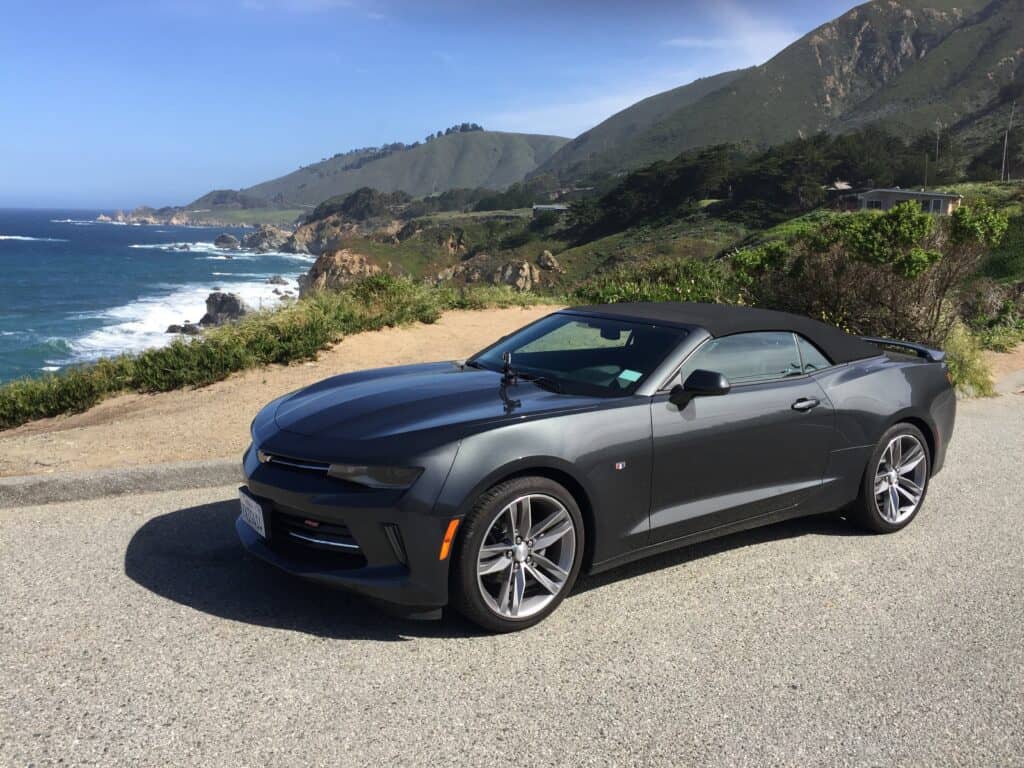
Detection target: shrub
<box><xmin>731</xmin><ymin>203</ymin><xmax>1008</xmax><ymax>345</ymax></box>
<box><xmin>572</xmin><ymin>258</ymin><xmax>738</xmax><ymax>305</ymax></box>
<box><xmin>943</xmin><ymin>322</ymin><xmax>995</xmax><ymax>397</ymax></box>
<box><xmin>972</xmin><ymin>301</ymin><xmax>1024</xmax><ymax>352</ymax></box>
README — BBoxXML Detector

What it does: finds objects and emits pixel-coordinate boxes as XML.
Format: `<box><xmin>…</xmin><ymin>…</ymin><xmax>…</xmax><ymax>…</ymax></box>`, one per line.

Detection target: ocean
<box><xmin>0</xmin><ymin>209</ymin><xmax>314</xmax><ymax>383</ymax></box>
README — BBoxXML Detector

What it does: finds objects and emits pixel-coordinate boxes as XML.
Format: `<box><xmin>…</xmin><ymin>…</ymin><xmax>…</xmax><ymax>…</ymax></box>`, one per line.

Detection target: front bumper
<box><xmin>236</xmin><ymin>442</ymin><xmax>459</xmax><ymax>612</ymax></box>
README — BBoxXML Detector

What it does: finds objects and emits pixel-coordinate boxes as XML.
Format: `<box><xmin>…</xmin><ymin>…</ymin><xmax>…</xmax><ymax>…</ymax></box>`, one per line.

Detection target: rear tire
<box><xmin>851</xmin><ymin>423</ymin><xmax>931</xmax><ymax>533</ymax></box>
<box><xmin>451</xmin><ymin>476</ymin><xmax>584</xmax><ymax>633</ymax></box>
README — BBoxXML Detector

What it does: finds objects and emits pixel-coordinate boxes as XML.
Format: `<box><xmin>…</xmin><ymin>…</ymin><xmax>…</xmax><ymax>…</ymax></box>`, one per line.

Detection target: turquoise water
<box><xmin>0</xmin><ymin>209</ymin><xmax>312</xmax><ymax>383</ymax></box>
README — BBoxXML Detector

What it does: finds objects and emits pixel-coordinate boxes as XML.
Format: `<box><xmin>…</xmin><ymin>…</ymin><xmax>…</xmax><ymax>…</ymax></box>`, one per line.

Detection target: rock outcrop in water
<box><xmin>198</xmin><ymin>292</ymin><xmax>251</xmax><ymax>326</ymax></box>
<box><xmin>241</xmin><ymin>225</ymin><xmax>290</xmax><ymax>253</ymax></box>
<box><xmin>214</xmin><ymin>233</ymin><xmax>240</xmax><ymax>249</ymax></box>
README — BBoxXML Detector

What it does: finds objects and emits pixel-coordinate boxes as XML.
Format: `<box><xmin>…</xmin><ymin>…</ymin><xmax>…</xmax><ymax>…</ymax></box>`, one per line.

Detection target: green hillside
<box><xmin>209</xmin><ymin>131</ymin><xmax>568</xmax><ymax>209</ymax></box>
<box><xmin>534</xmin><ymin>69</ymin><xmax>748</xmax><ymax>181</ymax></box>
<box><xmin>539</xmin><ymin>0</ymin><xmax>1020</xmax><ymax>180</ymax></box>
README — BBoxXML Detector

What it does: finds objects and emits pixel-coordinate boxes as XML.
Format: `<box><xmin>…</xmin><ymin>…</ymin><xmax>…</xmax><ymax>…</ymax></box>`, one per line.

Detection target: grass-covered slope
<box><xmin>534</xmin><ymin>69</ymin><xmax>748</xmax><ymax>181</ymax></box>
<box><xmin>234</xmin><ymin>131</ymin><xmax>568</xmax><ymax>208</ymax></box>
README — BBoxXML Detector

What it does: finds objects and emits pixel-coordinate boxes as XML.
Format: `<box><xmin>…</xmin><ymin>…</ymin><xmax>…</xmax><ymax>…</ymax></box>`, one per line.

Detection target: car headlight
<box><xmin>327</xmin><ymin>464</ymin><xmax>423</xmax><ymax>489</ymax></box>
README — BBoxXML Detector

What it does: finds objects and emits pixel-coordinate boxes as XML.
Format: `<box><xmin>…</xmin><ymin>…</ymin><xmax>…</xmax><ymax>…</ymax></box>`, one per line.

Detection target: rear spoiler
<box><xmin>861</xmin><ymin>337</ymin><xmax>945</xmax><ymax>363</ymax></box>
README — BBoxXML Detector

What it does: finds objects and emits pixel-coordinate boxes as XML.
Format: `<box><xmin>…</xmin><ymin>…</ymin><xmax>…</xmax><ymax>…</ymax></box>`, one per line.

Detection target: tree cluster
<box><xmin>306</xmin><ymin>187</ymin><xmax>412</xmax><ymax>223</ymax></box>
<box><xmin>583</xmin><ymin>125</ymin><xmax>973</xmax><ymax>236</ymax></box>
<box><xmin>425</xmin><ymin>123</ymin><xmax>484</xmax><ymax>142</ymax></box>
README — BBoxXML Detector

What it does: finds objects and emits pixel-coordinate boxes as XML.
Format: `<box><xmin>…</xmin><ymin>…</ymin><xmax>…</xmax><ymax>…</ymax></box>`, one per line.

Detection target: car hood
<box><xmin>272</xmin><ymin>361</ymin><xmax>605</xmax><ymax>441</ymax></box>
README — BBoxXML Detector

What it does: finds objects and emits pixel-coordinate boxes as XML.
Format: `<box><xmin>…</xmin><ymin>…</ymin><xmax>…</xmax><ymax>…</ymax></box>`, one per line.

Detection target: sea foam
<box><xmin>0</xmin><ymin>234</ymin><xmax>69</xmax><ymax>242</ymax></box>
<box><xmin>66</xmin><ymin>276</ymin><xmax>300</xmax><ymax>363</ymax></box>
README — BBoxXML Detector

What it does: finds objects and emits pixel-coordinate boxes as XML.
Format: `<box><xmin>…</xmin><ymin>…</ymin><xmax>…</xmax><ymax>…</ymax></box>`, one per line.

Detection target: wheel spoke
<box><xmin>894</xmin><ymin>484</ymin><xmax>919</xmax><ymax>504</ymax></box>
<box><xmin>478</xmin><ymin>555</ymin><xmax>511</xmax><ymax>577</ymax></box>
<box><xmin>898</xmin><ymin>447</ymin><xmax>925</xmax><ymax>475</ymax></box>
<box><xmin>496</xmin><ymin>565</ymin><xmax>514</xmax><ymax>613</ymax></box>
<box><xmin>525</xmin><ymin>563</ymin><xmax>560</xmax><ymax>594</ymax></box>
<box><xmin>517</xmin><ymin>497</ymin><xmax>532</xmax><ymax>540</ymax></box>
<box><xmin>899</xmin><ymin>475</ymin><xmax>923</xmax><ymax>496</ymax></box>
<box><xmin>532</xmin><ymin>520</ymin><xmax>572</xmax><ymax>551</ymax></box>
<box><xmin>887</xmin><ymin>486</ymin><xmax>901</xmax><ymax>520</ymax></box>
<box><xmin>891</xmin><ymin>438</ymin><xmax>903</xmax><ymax>470</ymax></box>
<box><xmin>480</xmin><ymin>542</ymin><xmax>509</xmax><ymax>556</ymax></box>
<box><xmin>510</xmin><ymin>566</ymin><xmax>526</xmax><ymax>616</ymax></box>
<box><xmin>529</xmin><ymin>507</ymin><xmax>569</xmax><ymax>540</ymax></box>
<box><xmin>532</xmin><ymin>552</ymin><xmax>568</xmax><ymax>581</ymax></box>
<box><xmin>874</xmin><ymin>479</ymin><xmax>889</xmax><ymax>496</ymax></box>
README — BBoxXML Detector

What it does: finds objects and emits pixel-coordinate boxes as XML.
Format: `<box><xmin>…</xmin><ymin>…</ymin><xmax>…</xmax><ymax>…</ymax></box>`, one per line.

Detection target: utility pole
<box><xmin>935</xmin><ymin>120</ymin><xmax>941</xmax><ymax>164</ymax></box>
<box><xmin>924</xmin><ymin>152</ymin><xmax>929</xmax><ymax>188</ymax></box>
<box><xmin>1002</xmin><ymin>100</ymin><xmax>1016</xmax><ymax>182</ymax></box>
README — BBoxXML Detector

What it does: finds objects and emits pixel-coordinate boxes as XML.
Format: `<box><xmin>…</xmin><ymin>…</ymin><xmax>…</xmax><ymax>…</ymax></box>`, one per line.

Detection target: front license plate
<box><xmin>239</xmin><ymin>489</ymin><xmax>267</xmax><ymax>538</ymax></box>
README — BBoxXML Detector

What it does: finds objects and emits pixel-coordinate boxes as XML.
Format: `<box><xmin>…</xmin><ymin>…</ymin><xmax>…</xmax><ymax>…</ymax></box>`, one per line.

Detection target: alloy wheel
<box><xmin>476</xmin><ymin>493</ymin><xmax>577</xmax><ymax>619</ymax></box>
<box><xmin>873</xmin><ymin>434</ymin><xmax>928</xmax><ymax>525</ymax></box>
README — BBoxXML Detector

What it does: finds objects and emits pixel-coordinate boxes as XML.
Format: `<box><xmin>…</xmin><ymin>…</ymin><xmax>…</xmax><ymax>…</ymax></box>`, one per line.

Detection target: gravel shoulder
<box><xmin>1</xmin><ymin>395</ymin><xmax>1023</xmax><ymax>767</ymax></box>
<box><xmin>0</xmin><ymin>305</ymin><xmax>557</xmax><ymax>477</ymax></box>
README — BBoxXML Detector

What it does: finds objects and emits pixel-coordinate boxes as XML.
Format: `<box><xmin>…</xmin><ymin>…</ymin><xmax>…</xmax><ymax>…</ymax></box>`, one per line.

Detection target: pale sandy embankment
<box><xmin>0</xmin><ymin>305</ymin><xmax>559</xmax><ymax>477</ymax></box>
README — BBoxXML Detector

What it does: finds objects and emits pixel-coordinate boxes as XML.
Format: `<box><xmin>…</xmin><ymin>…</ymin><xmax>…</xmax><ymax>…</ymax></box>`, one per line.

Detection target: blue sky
<box><xmin>0</xmin><ymin>0</ymin><xmax>856</xmax><ymax>208</ymax></box>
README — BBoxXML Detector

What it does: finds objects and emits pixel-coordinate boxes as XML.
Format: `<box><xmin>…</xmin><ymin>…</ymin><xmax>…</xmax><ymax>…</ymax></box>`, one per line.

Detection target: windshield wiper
<box><xmin>463</xmin><ymin>360</ymin><xmax>489</xmax><ymax>371</ymax></box>
<box><xmin>519</xmin><ymin>373</ymin><xmax>563</xmax><ymax>393</ymax></box>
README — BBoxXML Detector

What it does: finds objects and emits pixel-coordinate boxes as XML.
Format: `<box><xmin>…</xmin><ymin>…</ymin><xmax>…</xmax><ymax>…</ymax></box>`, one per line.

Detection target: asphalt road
<box><xmin>2</xmin><ymin>397</ymin><xmax>1022</xmax><ymax>767</ymax></box>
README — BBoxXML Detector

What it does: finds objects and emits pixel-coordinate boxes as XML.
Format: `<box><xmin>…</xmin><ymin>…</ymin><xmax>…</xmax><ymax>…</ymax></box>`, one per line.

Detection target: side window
<box><xmin>796</xmin><ymin>335</ymin><xmax>832</xmax><ymax>373</ymax></box>
<box><xmin>678</xmin><ymin>332</ymin><xmax>802</xmax><ymax>386</ymax></box>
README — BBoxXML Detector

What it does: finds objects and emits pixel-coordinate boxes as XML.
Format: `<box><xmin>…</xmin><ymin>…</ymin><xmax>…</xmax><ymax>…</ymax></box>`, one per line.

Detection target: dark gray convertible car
<box><xmin>237</xmin><ymin>302</ymin><xmax>956</xmax><ymax>631</ymax></box>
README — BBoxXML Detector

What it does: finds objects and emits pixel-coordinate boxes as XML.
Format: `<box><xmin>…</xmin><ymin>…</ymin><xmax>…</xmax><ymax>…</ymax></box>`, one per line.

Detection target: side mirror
<box><xmin>669</xmin><ymin>369</ymin><xmax>731</xmax><ymax>407</ymax></box>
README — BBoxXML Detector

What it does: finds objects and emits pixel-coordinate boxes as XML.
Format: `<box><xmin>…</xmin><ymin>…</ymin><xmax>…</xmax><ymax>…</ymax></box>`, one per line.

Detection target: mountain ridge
<box><xmin>190</xmin><ymin>130</ymin><xmax>569</xmax><ymax>210</ymax></box>
<box><xmin>537</xmin><ymin>0</ymin><xmax>1021</xmax><ymax>180</ymax></box>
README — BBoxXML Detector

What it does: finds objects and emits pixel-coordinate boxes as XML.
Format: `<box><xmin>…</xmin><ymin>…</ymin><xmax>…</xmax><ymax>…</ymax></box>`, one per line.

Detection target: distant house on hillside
<box><xmin>856</xmin><ymin>188</ymin><xmax>963</xmax><ymax>216</ymax></box>
<box><xmin>532</xmin><ymin>203</ymin><xmax>570</xmax><ymax>219</ymax></box>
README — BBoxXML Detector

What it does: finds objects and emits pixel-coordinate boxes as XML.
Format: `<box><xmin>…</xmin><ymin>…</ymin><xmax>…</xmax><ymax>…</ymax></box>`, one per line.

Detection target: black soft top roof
<box><xmin>566</xmin><ymin>302</ymin><xmax>880</xmax><ymax>364</ymax></box>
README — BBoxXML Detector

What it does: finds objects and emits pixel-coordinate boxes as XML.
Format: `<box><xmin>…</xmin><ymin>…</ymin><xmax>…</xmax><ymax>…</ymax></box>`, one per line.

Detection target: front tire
<box><xmin>851</xmin><ymin>423</ymin><xmax>931</xmax><ymax>533</ymax></box>
<box><xmin>452</xmin><ymin>477</ymin><xmax>584</xmax><ymax>633</ymax></box>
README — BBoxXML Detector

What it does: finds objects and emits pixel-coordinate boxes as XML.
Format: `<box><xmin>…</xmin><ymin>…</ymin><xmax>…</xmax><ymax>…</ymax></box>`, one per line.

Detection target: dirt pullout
<box><xmin>0</xmin><ymin>306</ymin><xmax>559</xmax><ymax>477</ymax></box>
<box><xmin>984</xmin><ymin>345</ymin><xmax>1024</xmax><ymax>394</ymax></box>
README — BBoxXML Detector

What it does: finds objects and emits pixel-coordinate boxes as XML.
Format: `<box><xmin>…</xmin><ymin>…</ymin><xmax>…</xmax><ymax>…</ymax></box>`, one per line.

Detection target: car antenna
<box><xmin>502</xmin><ymin>351</ymin><xmax>517</xmax><ymax>385</ymax></box>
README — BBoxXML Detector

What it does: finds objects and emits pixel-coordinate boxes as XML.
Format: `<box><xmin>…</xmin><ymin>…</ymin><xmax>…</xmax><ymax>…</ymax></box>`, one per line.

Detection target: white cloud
<box><xmin>664</xmin><ymin>1</ymin><xmax>801</xmax><ymax>66</ymax></box>
<box><xmin>482</xmin><ymin>70</ymin><xmax>699</xmax><ymax>139</ymax></box>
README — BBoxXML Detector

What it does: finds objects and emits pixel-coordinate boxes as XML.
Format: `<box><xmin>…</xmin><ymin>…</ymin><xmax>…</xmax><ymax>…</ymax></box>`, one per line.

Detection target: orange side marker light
<box><xmin>439</xmin><ymin>518</ymin><xmax>461</xmax><ymax>560</ymax></box>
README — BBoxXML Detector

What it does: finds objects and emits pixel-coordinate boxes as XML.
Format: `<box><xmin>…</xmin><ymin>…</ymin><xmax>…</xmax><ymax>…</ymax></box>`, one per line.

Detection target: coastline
<box><xmin>0</xmin><ymin>305</ymin><xmax>558</xmax><ymax>477</ymax></box>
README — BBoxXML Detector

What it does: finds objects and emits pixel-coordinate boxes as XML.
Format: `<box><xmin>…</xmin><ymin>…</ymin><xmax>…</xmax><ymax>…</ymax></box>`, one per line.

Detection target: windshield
<box><xmin>470</xmin><ymin>313</ymin><xmax>686</xmax><ymax>397</ymax></box>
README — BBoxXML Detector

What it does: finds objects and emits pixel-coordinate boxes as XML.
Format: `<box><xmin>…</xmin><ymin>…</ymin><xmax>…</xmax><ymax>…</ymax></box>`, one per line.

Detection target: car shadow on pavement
<box><xmin>125</xmin><ymin>500</ymin><xmax>859</xmax><ymax>640</ymax></box>
<box><xmin>573</xmin><ymin>513</ymin><xmax>859</xmax><ymax>595</ymax></box>
<box><xmin>124</xmin><ymin>500</ymin><xmax>481</xmax><ymax>641</ymax></box>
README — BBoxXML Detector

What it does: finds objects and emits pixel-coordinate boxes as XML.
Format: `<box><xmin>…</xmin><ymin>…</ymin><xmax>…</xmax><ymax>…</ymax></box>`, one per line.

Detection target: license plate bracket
<box><xmin>238</xmin><ymin>487</ymin><xmax>269</xmax><ymax>539</ymax></box>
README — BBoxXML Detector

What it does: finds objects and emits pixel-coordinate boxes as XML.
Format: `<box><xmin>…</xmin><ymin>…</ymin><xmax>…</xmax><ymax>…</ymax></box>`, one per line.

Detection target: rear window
<box><xmin>796</xmin><ymin>335</ymin><xmax>832</xmax><ymax>372</ymax></box>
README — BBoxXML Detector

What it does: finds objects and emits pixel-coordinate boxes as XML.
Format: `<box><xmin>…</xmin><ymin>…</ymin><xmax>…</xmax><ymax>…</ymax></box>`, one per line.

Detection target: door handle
<box><xmin>792</xmin><ymin>397</ymin><xmax>820</xmax><ymax>412</ymax></box>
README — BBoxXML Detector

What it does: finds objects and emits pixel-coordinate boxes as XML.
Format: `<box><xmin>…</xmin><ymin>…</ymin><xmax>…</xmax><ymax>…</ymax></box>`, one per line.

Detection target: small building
<box><xmin>532</xmin><ymin>203</ymin><xmax>570</xmax><ymax>219</ymax></box>
<box><xmin>856</xmin><ymin>188</ymin><xmax>963</xmax><ymax>215</ymax></box>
